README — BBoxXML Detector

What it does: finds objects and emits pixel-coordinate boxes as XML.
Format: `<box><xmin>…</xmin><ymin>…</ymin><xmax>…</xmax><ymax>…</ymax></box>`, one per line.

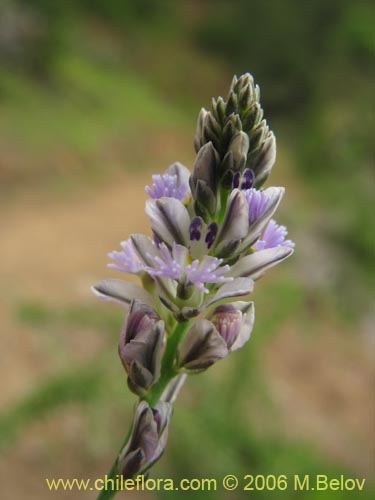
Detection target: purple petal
<box><xmin>145</xmin><ymin>162</ymin><xmax>190</xmax><ymax>202</ymax></box>
<box><xmin>108</xmin><ymin>239</ymin><xmax>144</xmax><ymax>274</ymax></box>
<box><xmin>255</xmin><ymin>219</ymin><xmax>295</xmax><ymax>250</ymax></box>
<box><xmin>185</xmin><ymin>256</ymin><xmax>232</xmax><ymax>293</ymax></box>
<box><xmin>146</xmin><ymin>243</ymin><xmax>186</xmax><ymax>281</ymax></box>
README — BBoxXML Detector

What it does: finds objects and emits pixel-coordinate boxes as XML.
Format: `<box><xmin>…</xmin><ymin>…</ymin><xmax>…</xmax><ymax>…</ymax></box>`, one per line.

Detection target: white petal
<box><xmin>202</xmin><ymin>277</ymin><xmax>254</xmax><ymax>309</ymax></box>
<box><xmin>165</xmin><ymin>162</ymin><xmax>191</xmax><ymax>186</ymax></box>
<box><xmin>215</xmin><ymin>189</ymin><xmax>249</xmax><ymax>256</ymax></box>
<box><xmin>231</xmin><ymin>302</ymin><xmax>255</xmax><ymax>351</ymax></box>
<box><xmin>92</xmin><ymin>279</ymin><xmax>154</xmax><ymax>307</ymax></box>
<box><xmin>145</xmin><ymin>198</ymin><xmax>190</xmax><ymax>246</ymax></box>
<box><xmin>130</xmin><ymin>234</ymin><xmax>159</xmax><ymax>266</ymax></box>
<box><xmin>177</xmin><ymin>319</ymin><xmax>228</xmax><ymax>371</ymax></box>
<box><xmin>230</xmin><ymin>247</ymin><xmax>294</xmax><ymax>280</ymax></box>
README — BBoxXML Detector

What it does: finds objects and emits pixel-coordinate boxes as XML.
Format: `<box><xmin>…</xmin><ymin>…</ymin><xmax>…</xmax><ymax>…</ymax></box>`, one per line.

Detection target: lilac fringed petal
<box><xmin>243</xmin><ymin>188</ymin><xmax>270</xmax><ymax>224</ymax></box>
<box><xmin>237</xmin><ymin>186</ymin><xmax>285</xmax><ymax>254</ymax></box>
<box><xmin>146</xmin><ymin>243</ymin><xmax>187</xmax><ymax>281</ymax></box>
<box><xmin>243</xmin><ymin>187</ymin><xmax>285</xmax><ymax>227</ymax></box>
<box><xmin>146</xmin><ymin>243</ymin><xmax>231</xmax><ymax>294</ymax></box>
<box><xmin>254</xmin><ymin>219</ymin><xmax>295</xmax><ymax>250</ymax></box>
<box><xmin>108</xmin><ymin>239</ymin><xmax>145</xmax><ymax>274</ymax></box>
<box><xmin>185</xmin><ymin>256</ymin><xmax>232</xmax><ymax>293</ymax></box>
<box><xmin>145</xmin><ymin>162</ymin><xmax>190</xmax><ymax>202</ymax></box>
<box><xmin>146</xmin><ymin>174</ymin><xmax>187</xmax><ymax>201</ymax></box>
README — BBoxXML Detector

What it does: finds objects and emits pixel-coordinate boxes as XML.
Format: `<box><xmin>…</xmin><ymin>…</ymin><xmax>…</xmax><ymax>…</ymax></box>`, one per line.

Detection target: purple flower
<box><xmin>243</xmin><ymin>188</ymin><xmax>271</xmax><ymax>224</ymax></box>
<box><xmin>186</xmin><ymin>256</ymin><xmax>232</xmax><ymax>293</ymax></box>
<box><xmin>108</xmin><ymin>239</ymin><xmax>145</xmax><ymax>274</ymax></box>
<box><xmin>146</xmin><ymin>174</ymin><xmax>188</xmax><ymax>201</ymax></box>
<box><xmin>254</xmin><ymin>219</ymin><xmax>295</xmax><ymax>251</ymax></box>
<box><xmin>235</xmin><ymin>186</ymin><xmax>285</xmax><ymax>254</ymax></box>
<box><xmin>146</xmin><ymin>243</ymin><xmax>232</xmax><ymax>294</ymax></box>
<box><xmin>147</xmin><ymin>243</ymin><xmax>186</xmax><ymax>281</ymax></box>
<box><xmin>145</xmin><ymin>162</ymin><xmax>190</xmax><ymax>202</ymax></box>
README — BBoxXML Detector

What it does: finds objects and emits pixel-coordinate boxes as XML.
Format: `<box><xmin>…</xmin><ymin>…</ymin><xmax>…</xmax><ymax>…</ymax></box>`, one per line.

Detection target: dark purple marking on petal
<box><xmin>232</xmin><ymin>172</ymin><xmax>240</xmax><ymax>189</ymax></box>
<box><xmin>240</xmin><ymin>169</ymin><xmax>254</xmax><ymax>190</ymax></box>
<box><xmin>189</xmin><ymin>217</ymin><xmax>203</xmax><ymax>241</ymax></box>
<box><xmin>153</xmin><ymin>232</ymin><xmax>162</xmax><ymax>247</ymax></box>
<box><xmin>205</xmin><ymin>222</ymin><xmax>218</xmax><ymax>249</ymax></box>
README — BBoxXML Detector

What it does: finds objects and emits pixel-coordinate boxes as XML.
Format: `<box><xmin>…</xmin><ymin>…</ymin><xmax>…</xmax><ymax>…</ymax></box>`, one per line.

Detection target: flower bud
<box><xmin>194</xmin><ymin>108</ymin><xmax>208</xmax><ymax>152</ymax></box>
<box><xmin>117</xmin><ymin>401</ymin><xmax>172</xmax><ymax>478</ymax></box>
<box><xmin>119</xmin><ymin>301</ymin><xmax>165</xmax><ymax>396</ymax></box>
<box><xmin>210</xmin><ymin>302</ymin><xmax>255</xmax><ymax>351</ymax></box>
<box><xmin>177</xmin><ymin>319</ymin><xmax>228</xmax><ymax>372</ymax></box>
<box><xmin>191</xmin><ymin>142</ymin><xmax>218</xmax><ymax>194</ymax></box>
<box><xmin>228</xmin><ymin>131</ymin><xmax>249</xmax><ymax>171</ymax></box>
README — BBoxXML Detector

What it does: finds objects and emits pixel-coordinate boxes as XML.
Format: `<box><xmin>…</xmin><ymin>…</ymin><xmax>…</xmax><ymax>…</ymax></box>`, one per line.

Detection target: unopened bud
<box><xmin>117</xmin><ymin>401</ymin><xmax>172</xmax><ymax>478</ymax></box>
<box><xmin>229</xmin><ymin>131</ymin><xmax>249</xmax><ymax>171</ymax></box>
<box><xmin>210</xmin><ymin>302</ymin><xmax>255</xmax><ymax>351</ymax></box>
<box><xmin>177</xmin><ymin>319</ymin><xmax>228</xmax><ymax>372</ymax></box>
<box><xmin>119</xmin><ymin>301</ymin><xmax>165</xmax><ymax>396</ymax></box>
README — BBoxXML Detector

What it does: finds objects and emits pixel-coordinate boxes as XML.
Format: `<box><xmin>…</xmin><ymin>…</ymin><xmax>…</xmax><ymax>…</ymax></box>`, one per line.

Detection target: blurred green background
<box><xmin>0</xmin><ymin>1</ymin><xmax>373</xmax><ymax>499</ymax></box>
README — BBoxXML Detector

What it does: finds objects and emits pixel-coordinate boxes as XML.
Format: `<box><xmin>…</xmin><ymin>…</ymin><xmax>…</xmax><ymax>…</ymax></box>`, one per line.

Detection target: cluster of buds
<box><xmin>93</xmin><ymin>73</ymin><xmax>294</xmax><ymax>485</ymax></box>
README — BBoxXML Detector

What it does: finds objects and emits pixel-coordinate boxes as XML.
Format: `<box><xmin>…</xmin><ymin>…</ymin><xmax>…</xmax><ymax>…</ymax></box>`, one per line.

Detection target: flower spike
<box><xmin>93</xmin><ymin>72</ymin><xmax>294</xmax><ymax>495</ymax></box>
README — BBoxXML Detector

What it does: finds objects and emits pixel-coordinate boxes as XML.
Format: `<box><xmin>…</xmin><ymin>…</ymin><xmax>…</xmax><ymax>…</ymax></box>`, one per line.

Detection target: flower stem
<box><xmin>145</xmin><ymin>320</ymin><xmax>190</xmax><ymax>407</ymax></box>
<box><xmin>96</xmin><ymin>427</ymin><xmax>132</xmax><ymax>500</ymax></box>
<box><xmin>96</xmin><ymin>320</ymin><xmax>190</xmax><ymax>500</ymax></box>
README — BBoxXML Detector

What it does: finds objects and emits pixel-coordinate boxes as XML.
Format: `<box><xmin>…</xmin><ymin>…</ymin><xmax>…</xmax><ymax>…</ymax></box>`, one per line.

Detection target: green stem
<box><xmin>145</xmin><ymin>320</ymin><xmax>190</xmax><ymax>407</ymax></box>
<box><xmin>96</xmin><ymin>427</ymin><xmax>132</xmax><ymax>500</ymax></box>
<box><xmin>217</xmin><ymin>186</ymin><xmax>230</xmax><ymax>225</ymax></box>
<box><xmin>96</xmin><ymin>320</ymin><xmax>190</xmax><ymax>500</ymax></box>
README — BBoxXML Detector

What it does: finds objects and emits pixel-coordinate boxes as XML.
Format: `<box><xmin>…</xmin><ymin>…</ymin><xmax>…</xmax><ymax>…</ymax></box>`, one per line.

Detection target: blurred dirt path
<box><xmin>0</xmin><ymin>171</ymin><xmax>151</xmax><ymax>411</ymax></box>
<box><xmin>0</xmin><ymin>172</ymin><xmax>151</xmax><ymax>302</ymax></box>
